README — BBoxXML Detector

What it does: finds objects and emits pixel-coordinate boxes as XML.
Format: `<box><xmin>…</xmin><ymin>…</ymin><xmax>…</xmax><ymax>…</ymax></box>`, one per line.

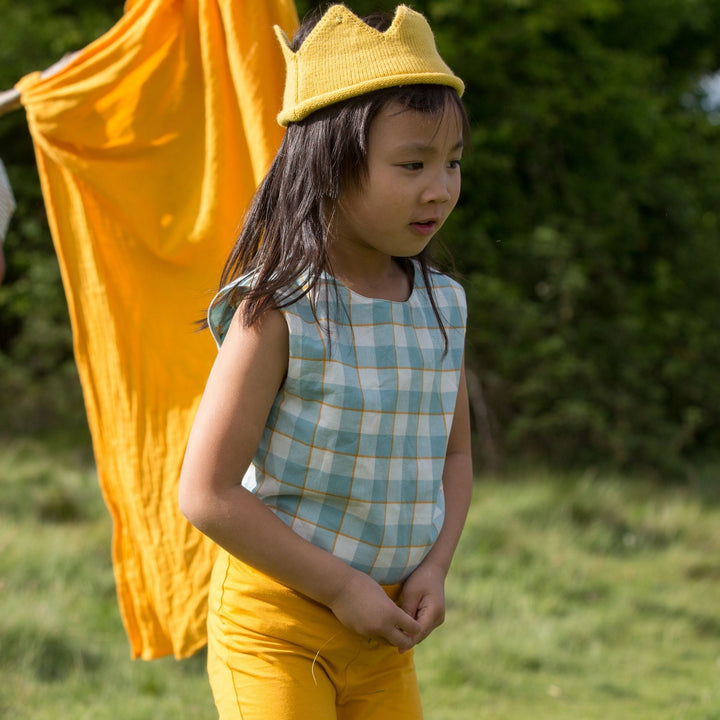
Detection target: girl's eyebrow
<box><xmin>394</xmin><ymin>139</ymin><xmax>465</xmax><ymax>154</ymax></box>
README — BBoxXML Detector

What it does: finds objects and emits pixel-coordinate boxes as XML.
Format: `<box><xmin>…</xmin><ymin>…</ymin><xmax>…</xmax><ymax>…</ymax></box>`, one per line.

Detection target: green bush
<box><xmin>428</xmin><ymin>0</ymin><xmax>720</xmax><ymax>476</ymax></box>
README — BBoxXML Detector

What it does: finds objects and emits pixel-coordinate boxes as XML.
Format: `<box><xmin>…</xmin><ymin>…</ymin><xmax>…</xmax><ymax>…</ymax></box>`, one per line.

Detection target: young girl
<box><xmin>179</xmin><ymin>4</ymin><xmax>472</xmax><ymax>718</ymax></box>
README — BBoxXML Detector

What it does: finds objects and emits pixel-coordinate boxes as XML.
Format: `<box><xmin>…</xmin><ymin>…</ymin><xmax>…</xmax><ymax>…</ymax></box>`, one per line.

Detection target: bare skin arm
<box><xmin>178</xmin><ymin>305</ymin><xmax>422</xmax><ymax>650</ymax></box>
<box><xmin>399</xmin><ymin>357</ymin><xmax>473</xmax><ymax>643</ymax></box>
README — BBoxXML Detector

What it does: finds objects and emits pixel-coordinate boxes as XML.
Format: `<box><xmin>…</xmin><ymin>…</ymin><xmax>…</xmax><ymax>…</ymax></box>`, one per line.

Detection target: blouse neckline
<box><xmin>321</xmin><ymin>260</ymin><xmax>420</xmax><ymax>305</ymax></box>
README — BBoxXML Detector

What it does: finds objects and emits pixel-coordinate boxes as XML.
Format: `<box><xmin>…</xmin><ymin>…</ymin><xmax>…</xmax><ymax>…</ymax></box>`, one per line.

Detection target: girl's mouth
<box><xmin>410</xmin><ymin>220</ymin><xmax>437</xmax><ymax>235</ymax></box>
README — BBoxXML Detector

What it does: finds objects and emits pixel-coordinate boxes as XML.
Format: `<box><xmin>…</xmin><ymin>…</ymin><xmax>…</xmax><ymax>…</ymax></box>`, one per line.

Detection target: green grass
<box><xmin>0</xmin><ymin>436</ymin><xmax>213</xmax><ymax>720</ymax></box>
<box><xmin>418</xmin><ymin>467</ymin><xmax>720</xmax><ymax>720</ymax></box>
<box><xmin>2</xmin><ymin>436</ymin><xmax>720</xmax><ymax>719</ymax></box>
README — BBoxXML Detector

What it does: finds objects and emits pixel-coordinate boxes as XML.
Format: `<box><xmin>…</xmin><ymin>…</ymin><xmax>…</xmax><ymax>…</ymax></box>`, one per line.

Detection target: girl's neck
<box><xmin>327</xmin><ymin>248</ymin><xmax>412</xmax><ymax>302</ymax></box>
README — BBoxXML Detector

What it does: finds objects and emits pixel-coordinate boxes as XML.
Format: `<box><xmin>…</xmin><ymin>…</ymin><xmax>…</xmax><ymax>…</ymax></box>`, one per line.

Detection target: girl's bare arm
<box><xmin>421</xmin><ymin>356</ymin><xmax>473</xmax><ymax>572</ymax></box>
<box><xmin>178</xmin><ymin>305</ymin><xmax>421</xmax><ymax>649</ymax></box>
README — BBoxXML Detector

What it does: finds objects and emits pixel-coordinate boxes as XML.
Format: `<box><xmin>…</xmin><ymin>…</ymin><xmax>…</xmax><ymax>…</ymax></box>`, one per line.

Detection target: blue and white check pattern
<box><xmin>208</xmin><ymin>263</ymin><xmax>467</xmax><ymax>583</ymax></box>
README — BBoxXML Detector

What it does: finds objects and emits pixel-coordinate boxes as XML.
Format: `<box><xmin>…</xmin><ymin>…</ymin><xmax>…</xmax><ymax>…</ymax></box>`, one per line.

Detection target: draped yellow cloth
<box><xmin>16</xmin><ymin>0</ymin><xmax>298</xmax><ymax>660</ymax></box>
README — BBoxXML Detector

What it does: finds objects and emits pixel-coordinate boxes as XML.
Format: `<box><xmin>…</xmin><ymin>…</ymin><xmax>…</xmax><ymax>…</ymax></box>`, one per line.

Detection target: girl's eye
<box><xmin>448</xmin><ymin>159</ymin><xmax>462</xmax><ymax>169</ymax></box>
<box><xmin>400</xmin><ymin>162</ymin><xmax>424</xmax><ymax>171</ymax></box>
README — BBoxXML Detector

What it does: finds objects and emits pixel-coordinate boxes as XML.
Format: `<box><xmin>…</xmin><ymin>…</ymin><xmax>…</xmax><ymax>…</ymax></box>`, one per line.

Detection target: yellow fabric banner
<box><xmin>16</xmin><ymin>0</ymin><xmax>298</xmax><ymax>660</ymax></box>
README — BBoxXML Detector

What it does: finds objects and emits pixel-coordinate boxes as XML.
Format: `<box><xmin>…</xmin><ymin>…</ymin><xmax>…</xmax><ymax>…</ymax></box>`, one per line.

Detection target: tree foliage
<box><xmin>3</xmin><ymin>0</ymin><xmax>720</xmax><ymax>477</ymax></box>
<box><xmin>429</xmin><ymin>0</ymin><xmax>720</xmax><ymax>475</ymax></box>
<box><xmin>0</xmin><ymin>0</ymin><xmax>125</xmax><ymax>433</ymax></box>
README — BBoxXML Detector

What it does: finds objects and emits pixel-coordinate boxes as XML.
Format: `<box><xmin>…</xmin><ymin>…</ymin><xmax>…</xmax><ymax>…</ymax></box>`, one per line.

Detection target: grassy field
<box><xmin>1</xmin><ymin>434</ymin><xmax>720</xmax><ymax>719</ymax></box>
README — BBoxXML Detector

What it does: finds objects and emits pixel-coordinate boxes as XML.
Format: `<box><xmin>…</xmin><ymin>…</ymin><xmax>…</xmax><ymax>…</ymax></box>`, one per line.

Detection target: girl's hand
<box><xmin>399</xmin><ymin>561</ymin><xmax>447</xmax><ymax>646</ymax></box>
<box><xmin>327</xmin><ymin>571</ymin><xmax>422</xmax><ymax>651</ymax></box>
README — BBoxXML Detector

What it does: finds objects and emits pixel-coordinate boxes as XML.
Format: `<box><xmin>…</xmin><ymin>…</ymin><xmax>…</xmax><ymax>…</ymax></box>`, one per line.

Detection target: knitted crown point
<box><xmin>274</xmin><ymin>4</ymin><xmax>464</xmax><ymax>126</ymax></box>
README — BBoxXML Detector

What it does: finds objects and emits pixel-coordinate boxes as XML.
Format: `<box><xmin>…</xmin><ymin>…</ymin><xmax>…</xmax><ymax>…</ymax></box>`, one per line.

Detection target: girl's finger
<box><xmin>394</xmin><ymin>608</ymin><xmax>422</xmax><ymax>636</ymax></box>
<box><xmin>386</xmin><ymin>625</ymin><xmax>418</xmax><ymax>651</ymax></box>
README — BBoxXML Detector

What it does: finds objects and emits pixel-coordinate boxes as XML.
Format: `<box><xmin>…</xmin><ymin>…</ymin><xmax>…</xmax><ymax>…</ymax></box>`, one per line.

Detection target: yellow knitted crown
<box><xmin>274</xmin><ymin>4</ymin><xmax>465</xmax><ymax>126</ymax></box>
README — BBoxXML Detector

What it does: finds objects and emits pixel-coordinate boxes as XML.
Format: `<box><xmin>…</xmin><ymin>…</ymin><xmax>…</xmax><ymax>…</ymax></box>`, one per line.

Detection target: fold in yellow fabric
<box><xmin>16</xmin><ymin>0</ymin><xmax>298</xmax><ymax>660</ymax></box>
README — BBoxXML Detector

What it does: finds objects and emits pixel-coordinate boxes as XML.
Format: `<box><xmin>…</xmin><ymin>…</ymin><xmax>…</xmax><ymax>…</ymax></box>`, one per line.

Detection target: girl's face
<box><xmin>332</xmin><ymin>101</ymin><xmax>463</xmax><ymax>262</ymax></box>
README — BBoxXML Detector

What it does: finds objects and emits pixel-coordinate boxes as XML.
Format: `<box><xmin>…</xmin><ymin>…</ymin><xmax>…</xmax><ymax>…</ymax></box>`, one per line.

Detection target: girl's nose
<box><xmin>422</xmin><ymin>173</ymin><xmax>453</xmax><ymax>204</ymax></box>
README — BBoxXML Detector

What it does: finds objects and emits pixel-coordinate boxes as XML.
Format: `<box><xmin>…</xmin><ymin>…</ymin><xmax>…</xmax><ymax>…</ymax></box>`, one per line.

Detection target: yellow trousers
<box><xmin>207</xmin><ymin>551</ymin><xmax>424</xmax><ymax>720</ymax></box>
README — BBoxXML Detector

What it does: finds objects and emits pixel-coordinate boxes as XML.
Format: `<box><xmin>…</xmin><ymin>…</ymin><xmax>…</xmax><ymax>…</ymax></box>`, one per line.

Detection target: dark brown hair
<box><xmin>212</xmin><ymin>9</ymin><xmax>469</xmax><ymax>344</ymax></box>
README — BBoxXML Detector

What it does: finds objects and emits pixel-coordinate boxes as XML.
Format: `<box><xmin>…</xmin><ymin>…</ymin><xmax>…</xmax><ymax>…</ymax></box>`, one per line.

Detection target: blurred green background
<box><xmin>2</xmin><ymin>0</ymin><xmax>720</xmax><ymax>476</ymax></box>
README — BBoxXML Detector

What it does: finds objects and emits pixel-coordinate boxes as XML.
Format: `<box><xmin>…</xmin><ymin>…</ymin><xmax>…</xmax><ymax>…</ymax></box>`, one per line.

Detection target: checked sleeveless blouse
<box><xmin>207</xmin><ymin>266</ymin><xmax>467</xmax><ymax>583</ymax></box>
